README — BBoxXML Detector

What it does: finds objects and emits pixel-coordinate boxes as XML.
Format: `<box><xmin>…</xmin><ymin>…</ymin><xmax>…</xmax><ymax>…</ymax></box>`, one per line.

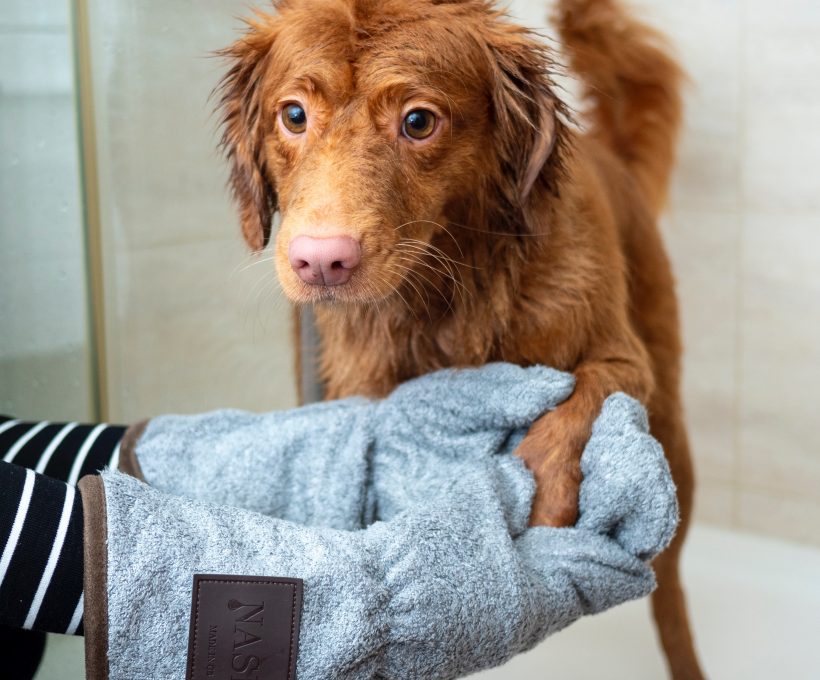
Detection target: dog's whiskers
<box><xmin>397</xmin><ymin>240</ymin><xmax>471</xmax><ymax>293</ymax></box>
<box><xmin>382</xmin><ymin>266</ymin><xmax>417</xmax><ymax>320</ymax></box>
<box><xmin>399</xmin><ymin>237</ymin><xmax>479</xmax><ymax>272</ymax></box>
<box><xmin>392</xmin><ymin>219</ymin><xmax>465</xmax><ymax>258</ymax></box>
<box><xmin>230</xmin><ymin>253</ymin><xmax>278</xmax><ymax>280</ymax></box>
<box><xmin>394</xmin><ymin>241</ymin><xmax>471</xmax><ymax>310</ymax></box>
<box><xmin>396</xmin><ymin>247</ymin><xmax>468</xmax><ymax>305</ymax></box>
<box><xmin>448</xmin><ymin>219</ymin><xmax>551</xmax><ymax>238</ymax></box>
<box><xmin>395</xmin><ymin>255</ymin><xmax>458</xmax><ymax>313</ymax></box>
<box><xmin>389</xmin><ymin>261</ymin><xmax>435</xmax><ymax>314</ymax></box>
<box><xmin>238</xmin><ymin>254</ymin><xmax>277</xmax><ymax>273</ymax></box>
<box><xmin>388</xmin><ymin>265</ymin><xmax>422</xmax><ymax>319</ymax></box>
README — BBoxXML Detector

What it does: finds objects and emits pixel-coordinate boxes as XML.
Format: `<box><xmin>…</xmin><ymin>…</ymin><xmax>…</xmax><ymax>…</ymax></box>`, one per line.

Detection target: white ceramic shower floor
<box><xmin>35</xmin><ymin>524</ymin><xmax>820</xmax><ymax>679</ymax></box>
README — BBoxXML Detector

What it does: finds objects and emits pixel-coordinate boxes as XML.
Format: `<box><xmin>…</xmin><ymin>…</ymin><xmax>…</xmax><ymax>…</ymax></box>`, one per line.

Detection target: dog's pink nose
<box><xmin>288</xmin><ymin>235</ymin><xmax>361</xmax><ymax>286</ymax></box>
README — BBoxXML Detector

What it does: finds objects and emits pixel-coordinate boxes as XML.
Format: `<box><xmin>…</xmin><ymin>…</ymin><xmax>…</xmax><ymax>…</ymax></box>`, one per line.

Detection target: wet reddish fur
<box><xmin>218</xmin><ymin>1</ymin><xmax>703</xmax><ymax>677</ymax></box>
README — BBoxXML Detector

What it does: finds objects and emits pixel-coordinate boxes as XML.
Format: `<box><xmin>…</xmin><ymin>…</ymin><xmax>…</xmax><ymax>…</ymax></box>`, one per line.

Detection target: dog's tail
<box><xmin>554</xmin><ymin>0</ymin><xmax>684</xmax><ymax>217</ymax></box>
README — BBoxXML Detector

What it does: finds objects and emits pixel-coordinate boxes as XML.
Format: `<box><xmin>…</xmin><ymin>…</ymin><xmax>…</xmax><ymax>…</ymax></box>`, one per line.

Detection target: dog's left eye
<box><xmin>282</xmin><ymin>103</ymin><xmax>307</xmax><ymax>134</ymax></box>
<box><xmin>402</xmin><ymin>109</ymin><xmax>437</xmax><ymax>140</ymax></box>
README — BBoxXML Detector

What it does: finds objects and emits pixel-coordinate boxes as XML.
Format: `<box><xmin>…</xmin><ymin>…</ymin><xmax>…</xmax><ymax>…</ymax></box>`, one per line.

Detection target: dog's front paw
<box><xmin>514</xmin><ymin>409</ymin><xmax>589</xmax><ymax>527</ymax></box>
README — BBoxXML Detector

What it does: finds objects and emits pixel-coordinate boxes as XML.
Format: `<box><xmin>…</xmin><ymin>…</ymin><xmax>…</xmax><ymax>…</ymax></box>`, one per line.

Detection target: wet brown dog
<box><xmin>217</xmin><ymin>0</ymin><xmax>703</xmax><ymax>677</ymax></box>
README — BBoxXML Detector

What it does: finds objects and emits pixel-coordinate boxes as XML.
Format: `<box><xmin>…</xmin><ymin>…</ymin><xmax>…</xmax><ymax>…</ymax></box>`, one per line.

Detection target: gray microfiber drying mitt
<box><xmin>79</xmin><ymin>364</ymin><xmax>678</xmax><ymax>680</ymax></box>
<box><xmin>121</xmin><ymin>397</ymin><xmax>377</xmax><ymax>529</ymax></box>
<box><xmin>119</xmin><ymin>363</ymin><xmax>576</xmax><ymax>528</ymax></box>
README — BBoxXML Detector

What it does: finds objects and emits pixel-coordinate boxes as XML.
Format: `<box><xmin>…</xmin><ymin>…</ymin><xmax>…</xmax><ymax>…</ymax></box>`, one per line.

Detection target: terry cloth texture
<box><xmin>82</xmin><ymin>364</ymin><xmax>678</xmax><ymax>680</ymax></box>
<box><xmin>122</xmin><ymin>396</ymin><xmax>376</xmax><ymax>530</ymax></box>
<box><xmin>124</xmin><ymin>364</ymin><xmax>575</xmax><ymax>529</ymax></box>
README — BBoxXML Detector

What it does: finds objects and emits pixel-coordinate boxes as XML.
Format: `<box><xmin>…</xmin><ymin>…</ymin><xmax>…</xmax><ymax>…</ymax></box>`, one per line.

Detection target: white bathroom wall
<box><xmin>510</xmin><ymin>0</ymin><xmax>820</xmax><ymax>546</ymax></box>
<box><xmin>0</xmin><ymin>0</ymin><xmax>95</xmax><ymax>421</ymax></box>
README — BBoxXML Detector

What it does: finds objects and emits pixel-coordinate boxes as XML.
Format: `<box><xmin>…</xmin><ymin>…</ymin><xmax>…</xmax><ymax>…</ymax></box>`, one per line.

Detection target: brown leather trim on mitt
<box><xmin>117</xmin><ymin>419</ymin><xmax>149</xmax><ymax>481</ymax></box>
<box><xmin>79</xmin><ymin>475</ymin><xmax>109</xmax><ymax>680</ymax></box>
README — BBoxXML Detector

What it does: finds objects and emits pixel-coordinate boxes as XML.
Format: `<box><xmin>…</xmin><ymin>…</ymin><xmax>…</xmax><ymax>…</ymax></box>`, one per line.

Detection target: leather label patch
<box><xmin>186</xmin><ymin>574</ymin><xmax>303</xmax><ymax>680</ymax></box>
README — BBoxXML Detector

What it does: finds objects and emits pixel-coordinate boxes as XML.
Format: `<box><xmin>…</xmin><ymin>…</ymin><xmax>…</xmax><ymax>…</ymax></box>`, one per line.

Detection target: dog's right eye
<box><xmin>402</xmin><ymin>109</ymin><xmax>437</xmax><ymax>140</ymax></box>
<box><xmin>281</xmin><ymin>104</ymin><xmax>307</xmax><ymax>134</ymax></box>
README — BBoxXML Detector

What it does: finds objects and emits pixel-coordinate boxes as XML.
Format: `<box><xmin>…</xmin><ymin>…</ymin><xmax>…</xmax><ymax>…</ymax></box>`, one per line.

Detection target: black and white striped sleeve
<box><xmin>0</xmin><ymin>415</ymin><xmax>125</xmax><ymax>637</ymax></box>
<box><xmin>0</xmin><ymin>415</ymin><xmax>125</xmax><ymax>483</ymax></box>
<box><xmin>0</xmin><ymin>462</ymin><xmax>85</xmax><ymax>635</ymax></box>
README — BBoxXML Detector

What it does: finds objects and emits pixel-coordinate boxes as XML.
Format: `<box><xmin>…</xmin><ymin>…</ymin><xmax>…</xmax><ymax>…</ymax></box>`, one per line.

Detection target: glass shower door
<box><xmin>0</xmin><ymin>2</ymin><xmax>96</xmax><ymax>422</ymax></box>
<box><xmin>0</xmin><ymin>2</ymin><xmax>94</xmax><ymax>678</ymax></box>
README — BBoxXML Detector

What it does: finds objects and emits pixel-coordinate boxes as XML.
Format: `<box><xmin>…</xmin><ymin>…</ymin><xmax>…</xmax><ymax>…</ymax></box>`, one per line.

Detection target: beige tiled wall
<box><xmin>88</xmin><ymin>0</ymin><xmax>818</xmax><ymax>544</ymax></box>
<box><xmin>513</xmin><ymin>0</ymin><xmax>820</xmax><ymax>546</ymax></box>
<box><xmin>663</xmin><ymin>0</ymin><xmax>820</xmax><ymax>547</ymax></box>
<box><xmin>556</xmin><ymin>0</ymin><xmax>820</xmax><ymax>544</ymax></box>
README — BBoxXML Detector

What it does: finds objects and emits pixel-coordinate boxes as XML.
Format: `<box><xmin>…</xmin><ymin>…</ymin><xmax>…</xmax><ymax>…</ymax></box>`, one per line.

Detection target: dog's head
<box><xmin>218</xmin><ymin>0</ymin><xmax>565</xmax><ymax>305</ymax></box>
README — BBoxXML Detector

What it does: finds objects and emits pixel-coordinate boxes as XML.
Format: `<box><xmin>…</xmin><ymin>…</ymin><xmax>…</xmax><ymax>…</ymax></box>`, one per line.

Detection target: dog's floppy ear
<box><xmin>484</xmin><ymin>22</ymin><xmax>565</xmax><ymax>206</ymax></box>
<box><xmin>216</xmin><ymin>16</ymin><xmax>278</xmax><ymax>252</ymax></box>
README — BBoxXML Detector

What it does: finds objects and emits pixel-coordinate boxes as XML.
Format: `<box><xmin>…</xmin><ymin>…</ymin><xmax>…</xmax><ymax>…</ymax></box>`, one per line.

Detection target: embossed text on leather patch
<box><xmin>186</xmin><ymin>574</ymin><xmax>303</xmax><ymax>680</ymax></box>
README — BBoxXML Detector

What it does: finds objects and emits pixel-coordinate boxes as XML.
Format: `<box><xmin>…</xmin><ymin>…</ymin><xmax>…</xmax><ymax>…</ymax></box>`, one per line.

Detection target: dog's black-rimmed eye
<box><xmin>281</xmin><ymin>103</ymin><xmax>307</xmax><ymax>134</ymax></box>
<box><xmin>402</xmin><ymin>109</ymin><xmax>437</xmax><ymax>140</ymax></box>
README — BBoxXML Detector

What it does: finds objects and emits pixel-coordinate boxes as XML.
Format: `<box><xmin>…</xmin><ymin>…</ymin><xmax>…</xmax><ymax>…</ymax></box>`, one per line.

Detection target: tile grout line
<box><xmin>730</xmin><ymin>0</ymin><xmax>749</xmax><ymax>529</ymax></box>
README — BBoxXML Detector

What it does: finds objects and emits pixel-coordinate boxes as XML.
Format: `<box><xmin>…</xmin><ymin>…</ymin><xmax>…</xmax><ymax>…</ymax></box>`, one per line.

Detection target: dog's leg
<box><xmin>653</xmin><ymin>526</ymin><xmax>704</xmax><ymax>680</ymax></box>
<box><xmin>519</xmin><ymin>356</ymin><xmax>704</xmax><ymax>679</ymax></box>
<box><xmin>647</xmin><ymin>394</ymin><xmax>705</xmax><ymax>680</ymax></box>
<box><xmin>514</xmin><ymin>399</ymin><xmax>589</xmax><ymax>527</ymax></box>
<box><xmin>515</xmin><ymin>349</ymin><xmax>653</xmax><ymax>527</ymax></box>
